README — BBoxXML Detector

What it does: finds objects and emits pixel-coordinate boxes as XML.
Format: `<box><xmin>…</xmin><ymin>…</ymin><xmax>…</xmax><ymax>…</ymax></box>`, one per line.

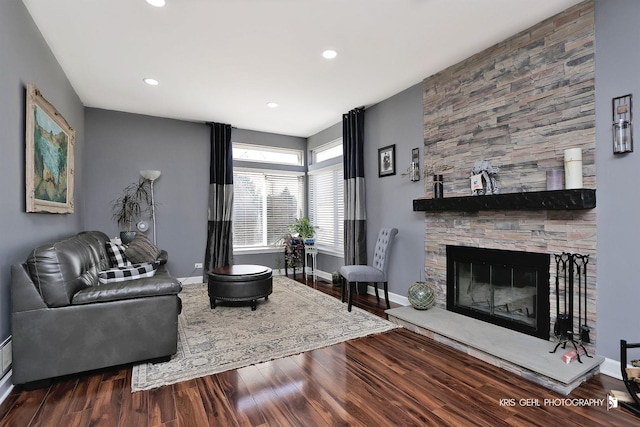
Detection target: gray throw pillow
<box><xmin>124</xmin><ymin>233</ymin><xmax>161</xmax><ymax>264</ymax></box>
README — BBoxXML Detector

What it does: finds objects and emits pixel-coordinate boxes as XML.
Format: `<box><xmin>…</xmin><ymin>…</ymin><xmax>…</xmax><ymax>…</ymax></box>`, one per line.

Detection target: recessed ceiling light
<box><xmin>143</xmin><ymin>78</ymin><xmax>159</xmax><ymax>86</ymax></box>
<box><xmin>266</xmin><ymin>102</ymin><xmax>279</xmax><ymax>108</ymax></box>
<box><xmin>146</xmin><ymin>0</ymin><xmax>166</xmax><ymax>7</ymax></box>
<box><xmin>322</xmin><ymin>49</ymin><xmax>338</xmax><ymax>59</ymax></box>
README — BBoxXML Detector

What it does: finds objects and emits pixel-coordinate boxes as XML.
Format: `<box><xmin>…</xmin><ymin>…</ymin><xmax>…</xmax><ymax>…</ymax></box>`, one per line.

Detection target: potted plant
<box><xmin>282</xmin><ymin>233</ymin><xmax>304</xmax><ymax>271</ymax></box>
<box><xmin>289</xmin><ymin>217</ymin><xmax>316</xmax><ymax>244</ymax></box>
<box><xmin>110</xmin><ymin>178</ymin><xmax>152</xmax><ymax>244</ymax></box>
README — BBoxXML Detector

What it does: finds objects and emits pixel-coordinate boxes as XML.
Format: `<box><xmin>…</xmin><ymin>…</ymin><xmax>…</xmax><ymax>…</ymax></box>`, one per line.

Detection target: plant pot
<box><xmin>120</xmin><ymin>231</ymin><xmax>136</xmax><ymax>245</ymax></box>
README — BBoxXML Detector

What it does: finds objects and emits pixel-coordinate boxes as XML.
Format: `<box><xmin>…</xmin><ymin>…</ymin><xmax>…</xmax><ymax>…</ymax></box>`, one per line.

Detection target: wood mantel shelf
<box><xmin>413</xmin><ymin>189</ymin><xmax>596</xmax><ymax>212</ymax></box>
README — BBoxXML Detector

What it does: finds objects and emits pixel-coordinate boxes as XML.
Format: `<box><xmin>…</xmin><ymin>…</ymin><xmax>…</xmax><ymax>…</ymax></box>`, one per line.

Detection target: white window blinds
<box><xmin>233</xmin><ymin>170</ymin><xmax>304</xmax><ymax>248</ymax></box>
<box><xmin>309</xmin><ymin>164</ymin><xmax>344</xmax><ymax>252</ymax></box>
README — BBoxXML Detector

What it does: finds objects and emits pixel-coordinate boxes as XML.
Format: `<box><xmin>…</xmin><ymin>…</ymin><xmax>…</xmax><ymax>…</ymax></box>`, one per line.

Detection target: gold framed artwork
<box><xmin>25</xmin><ymin>84</ymin><xmax>75</xmax><ymax>213</ymax></box>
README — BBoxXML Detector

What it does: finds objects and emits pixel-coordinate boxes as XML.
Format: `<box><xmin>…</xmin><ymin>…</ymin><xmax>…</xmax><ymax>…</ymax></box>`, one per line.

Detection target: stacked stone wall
<box><xmin>422</xmin><ymin>1</ymin><xmax>596</xmax><ymax>346</ymax></box>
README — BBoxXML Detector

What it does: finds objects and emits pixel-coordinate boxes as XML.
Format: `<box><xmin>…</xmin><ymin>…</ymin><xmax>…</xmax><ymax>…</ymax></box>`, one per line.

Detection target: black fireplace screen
<box><xmin>446</xmin><ymin>246</ymin><xmax>550</xmax><ymax>340</ymax></box>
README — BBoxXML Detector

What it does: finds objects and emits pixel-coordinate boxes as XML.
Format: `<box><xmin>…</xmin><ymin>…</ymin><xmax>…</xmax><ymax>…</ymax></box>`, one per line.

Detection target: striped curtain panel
<box><xmin>343</xmin><ymin>108</ymin><xmax>367</xmax><ymax>266</ymax></box>
<box><xmin>204</xmin><ymin>122</ymin><xmax>234</xmax><ymax>276</ymax></box>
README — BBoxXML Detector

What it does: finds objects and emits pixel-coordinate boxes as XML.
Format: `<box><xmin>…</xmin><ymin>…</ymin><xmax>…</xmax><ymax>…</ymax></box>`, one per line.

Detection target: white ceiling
<box><xmin>22</xmin><ymin>0</ymin><xmax>583</xmax><ymax>138</ymax></box>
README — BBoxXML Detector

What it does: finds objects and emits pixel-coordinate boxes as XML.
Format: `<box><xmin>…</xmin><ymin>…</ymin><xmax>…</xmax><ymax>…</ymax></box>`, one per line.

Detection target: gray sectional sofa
<box><xmin>11</xmin><ymin>231</ymin><xmax>182</xmax><ymax>387</ymax></box>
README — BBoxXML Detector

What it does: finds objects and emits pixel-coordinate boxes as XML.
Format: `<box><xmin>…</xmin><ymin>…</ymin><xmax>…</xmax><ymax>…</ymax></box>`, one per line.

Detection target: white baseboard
<box><xmin>0</xmin><ymin>370</ymin><xmax>13</xmax><ymax>406</ymax></box>
<box><xmin>178</xmin><ymin>276</ymin><xmax>205</xmax><ymax>285</ymax></box>
<box><xmin>599</xmin><ymin>357</ymin><xmax>622</xmax><ymax>380</ymax></box>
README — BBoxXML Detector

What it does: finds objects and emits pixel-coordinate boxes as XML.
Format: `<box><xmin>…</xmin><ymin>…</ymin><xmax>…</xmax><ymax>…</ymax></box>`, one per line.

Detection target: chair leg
<box><xmin>374</xmin><ymin>282</ymin><xmax>380</xmax><ymax>302</ymax></box>
<box><xmin>341</xmin><ymin>276</ymin><xmax>346</xmax><ymax>303</ymax></box>
<box><xmin>348</xmin><ymin>281</ymin><xmax>355</xmax><ymax>312</ymax></box>
<box><xmin>383</xmin><ymin>282</ymin><xmax>390</xmax><ymax>309</ymax></box>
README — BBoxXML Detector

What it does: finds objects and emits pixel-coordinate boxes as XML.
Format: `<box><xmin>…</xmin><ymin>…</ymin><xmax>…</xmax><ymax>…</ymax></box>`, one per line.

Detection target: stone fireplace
<box><xmin>419</xmin><ymin>2</ymin><xmax>597</xmax><ymax>348</ymax></box>
<box><xmin>446</xmin><ymin>245</ymin><xmax>550</xmax><ymax>340</ymax></box>
<box><xmin>387</xmin><ymin>2</ymin><xmax>601</xmax><ymax>394</ymax></box>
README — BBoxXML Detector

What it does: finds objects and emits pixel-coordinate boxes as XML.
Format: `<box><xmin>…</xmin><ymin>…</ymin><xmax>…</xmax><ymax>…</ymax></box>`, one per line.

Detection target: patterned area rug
<box><xmin>131</xmin><ymin>276</ymin><xmax>400</xmax><ymax>391</ymax></box>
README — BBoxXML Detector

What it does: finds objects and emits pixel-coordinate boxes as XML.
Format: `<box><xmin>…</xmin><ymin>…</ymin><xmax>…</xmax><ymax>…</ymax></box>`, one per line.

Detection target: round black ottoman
<box><xmin>207</xmin><ymin>265</ymin><xmax>273</xmax><ymax>310</ymax></box>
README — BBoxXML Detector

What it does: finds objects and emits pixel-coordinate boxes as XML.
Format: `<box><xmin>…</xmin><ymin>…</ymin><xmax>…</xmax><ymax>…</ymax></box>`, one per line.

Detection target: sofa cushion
<box><xmin>73</xmin><ymin>267</ymin><xmax>182</xmax><ymax>304</ymax></box>
<box><xmin>98</xmin><ymin>262</ymin><xmax>160</xmax><ymax>284</ymax></box>
<box><xmin>106</xmin><ymin>241</ymin><xmax>131</xmax><ymax>268</ymax></box>
<box><xmin>125</xmin><ymin>233</ymin><xmax>161</xmax><ymax>264</ymax></box>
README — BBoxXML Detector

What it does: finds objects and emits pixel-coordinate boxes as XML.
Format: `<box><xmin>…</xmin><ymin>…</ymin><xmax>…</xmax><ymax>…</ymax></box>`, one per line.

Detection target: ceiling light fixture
<box><xmin>322</xmin><ymin>49</ymin><xmax>338</xmax><ymax>59</ymax></box>
<box><xmin>146</xmin><ymin>0</ymin><xmax>166</xmax><ymax>7</ymax></box>
<box><xmin>143</xmin><ymin>78</ymin><xmax>159</xmax><ymax>86</ymax></box>
<box><xmin>266</xmin><ymin>102</ymin><xmax>279</xmax><ymax>108</ymax></box>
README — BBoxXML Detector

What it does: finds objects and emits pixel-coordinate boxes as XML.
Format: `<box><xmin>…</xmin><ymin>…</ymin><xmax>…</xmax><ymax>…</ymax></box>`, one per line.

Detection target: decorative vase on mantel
<box><xmin>408</xmin><ymin>282</ymin><xmax>436</xmax><ymax>310</ymax></box>
<box><xmin>433</xmin><ymin>174</ymin><xmax>443</xmax><ymax>199</ymax></box>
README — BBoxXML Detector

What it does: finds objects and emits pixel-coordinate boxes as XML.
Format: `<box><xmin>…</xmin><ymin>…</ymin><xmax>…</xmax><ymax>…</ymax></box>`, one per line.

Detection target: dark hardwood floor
<box><xmin>0</xmin><ymin>277</ymin><xmax>637</xmax><ymax>426</ymax></box>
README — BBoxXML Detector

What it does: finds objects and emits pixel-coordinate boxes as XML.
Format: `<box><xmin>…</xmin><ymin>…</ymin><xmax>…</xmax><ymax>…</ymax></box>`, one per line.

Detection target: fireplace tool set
<box><xmin>550</xmin><ymin>252</ymin><xmax>592</xmax><ymax>363</ymax></box>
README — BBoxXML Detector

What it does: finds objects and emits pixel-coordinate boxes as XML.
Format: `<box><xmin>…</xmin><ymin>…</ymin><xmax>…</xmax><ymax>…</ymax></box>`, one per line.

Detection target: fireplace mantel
<box><xmin>413</xmin><ymin>189</ymin><xmax>596</xmax><ymax>212</ymax></box>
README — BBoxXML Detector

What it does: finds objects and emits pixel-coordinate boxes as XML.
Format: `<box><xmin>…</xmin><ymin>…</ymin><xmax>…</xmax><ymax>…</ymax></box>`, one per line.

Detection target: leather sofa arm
<box><xmin>11</xmin><ymin>264</ymin><xmax>47</xmax><ymax>312</ymax></box>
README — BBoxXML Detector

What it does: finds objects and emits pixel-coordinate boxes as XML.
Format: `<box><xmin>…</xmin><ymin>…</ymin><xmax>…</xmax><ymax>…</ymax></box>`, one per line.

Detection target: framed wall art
<box><xmin>25</xmin><ymin>83</ymin><xmax>75</xmax><ymax>213</ymax></box>
<box><xmin>378</xmin><ymin>144</ymin><xmax>396</xmax><ymax>177</ymax></box>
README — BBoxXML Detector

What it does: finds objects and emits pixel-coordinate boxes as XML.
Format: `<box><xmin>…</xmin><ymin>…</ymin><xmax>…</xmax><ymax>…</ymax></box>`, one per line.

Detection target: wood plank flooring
<box><xmin>0</xmin><ymin>278</ymin><xmax>637</xmax><ymax>426</ymax></box>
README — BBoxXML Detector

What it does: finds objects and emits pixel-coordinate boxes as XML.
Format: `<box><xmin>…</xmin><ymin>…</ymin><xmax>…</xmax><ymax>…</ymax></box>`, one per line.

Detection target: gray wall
<box><xmin>362</xmin><ymin>84</ymin><xmax>425</xmax><ymax>297</ymax></box>
<box><xmin>84</xmin><ymin>108</ymin><xmax>210</xmax><ymax>278</ymax></box>
<box><xmin>85</xmin><ymin>109</ymin><xmax>307</xmax><ymax>277</ymax></box>
<box><xmin>306</xmin><ymin>84</ymin><xmax>426</xmax><ymax>292</ymax></box>
<box><xmin>306</xmin><ymin>84</ymin><xmax>425</xmax><ymax>293</ymax></box>
<box><xmin>0</xmin><ymin>1</ymin><xmax>85</xmax><ymax>341</ymax></box>
<box><xmin>594</xmin><ymin>0</ymin><xmax>640</xmax><ymax>360</ymax></box>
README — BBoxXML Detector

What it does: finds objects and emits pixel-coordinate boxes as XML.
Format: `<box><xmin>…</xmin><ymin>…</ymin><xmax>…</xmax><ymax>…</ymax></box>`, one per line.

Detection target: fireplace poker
<box><xmin>554</xmin><ymin>254</ymin><xmax>560</xmax><ymax>328</ymax></box>
<box><xmin>577</xmin><ymin>261</ymin><xmax>582</xmax><ymax>339</ymax></box>
<box><xmin>553</xmin><ymin>253</ymin><xmax>571</xmax><ymax>340</ymax></box>
<box><xmin>581</xmin><ymin>255</ymin><xmax>591</xmax><ymax>343</ymax></box>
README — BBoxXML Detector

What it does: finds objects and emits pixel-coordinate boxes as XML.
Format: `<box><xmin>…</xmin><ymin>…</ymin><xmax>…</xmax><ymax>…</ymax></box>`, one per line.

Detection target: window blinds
<box><xmin>233</xmin><ymin>170</ymin><xmax>304</xmax><ymax>248</ymax></box>
<box><xmin>309</xmin><ymin>164</ymin><xmax>344</xmax><ymax>251</ymax></box>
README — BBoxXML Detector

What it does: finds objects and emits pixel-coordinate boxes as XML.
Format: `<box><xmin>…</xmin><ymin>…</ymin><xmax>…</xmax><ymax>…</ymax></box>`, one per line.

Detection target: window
<box><xmin>233</xmin><ymin>169</ymin><xmax>304</xmax><ymax>248</ymax></box>
<box><xmin>309</xmin><ymin>163</ymin><xmax>344</xmax><ymax>252</ymax></box>
<box><xmin>233</xmin><ymin>142</ymin><xmax>303</xmax><ymax>166</ymax></box>
<box><xmin>312</xmin><ymin>138</ymin><xmax>343</xmax><ymax>164</ymax></box>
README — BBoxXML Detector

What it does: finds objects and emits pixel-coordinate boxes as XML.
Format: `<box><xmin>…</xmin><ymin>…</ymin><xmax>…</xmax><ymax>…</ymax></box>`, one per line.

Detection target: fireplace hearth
<box><xmin>446</xmin><ymin>246</ymin><xmax>550</xmax><ymax>340</ymax></box>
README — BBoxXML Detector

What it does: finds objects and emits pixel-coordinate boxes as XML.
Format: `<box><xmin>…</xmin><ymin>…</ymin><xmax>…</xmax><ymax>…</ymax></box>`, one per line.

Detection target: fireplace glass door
<box><xmin>446</xmin><ymin>246</ymin><xmax>550</xmax><ymax>340</ymax></box>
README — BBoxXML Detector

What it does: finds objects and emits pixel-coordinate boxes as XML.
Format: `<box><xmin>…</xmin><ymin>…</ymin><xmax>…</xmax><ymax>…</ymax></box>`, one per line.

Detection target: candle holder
<box><xmin>612</xmin><ymin>94</ymin><xmax>633</xmax><ymax>154</ymax></box>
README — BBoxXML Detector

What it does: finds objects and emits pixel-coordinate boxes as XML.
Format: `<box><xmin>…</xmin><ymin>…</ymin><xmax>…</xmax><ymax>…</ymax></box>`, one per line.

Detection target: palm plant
<box><xmin>111</xmin><ymin>178</ymin><xmax>152</xmax><ymax>232</ymax></box>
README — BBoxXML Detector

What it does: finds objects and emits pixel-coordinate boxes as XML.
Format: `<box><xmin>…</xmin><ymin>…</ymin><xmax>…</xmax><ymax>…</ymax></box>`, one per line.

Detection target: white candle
<box><xmin>564</xmin><ymin>148</ymin><xmax>583</xmax><ymax>189</ymax></box>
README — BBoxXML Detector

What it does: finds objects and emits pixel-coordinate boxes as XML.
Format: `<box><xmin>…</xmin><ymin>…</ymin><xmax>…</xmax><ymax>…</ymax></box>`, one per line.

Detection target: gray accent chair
<box><xmin>11</xmin><ymin>231</ymin><xmax>182</xmax><ymax>388</ymax></box>
<box><xmin>339</xmin><ymin>228</ymin><xmax>398</xmax><ymax>312</ymax></box>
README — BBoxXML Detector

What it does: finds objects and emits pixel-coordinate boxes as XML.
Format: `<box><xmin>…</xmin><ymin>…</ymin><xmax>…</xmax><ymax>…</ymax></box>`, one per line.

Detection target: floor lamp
<box><xmin>140</xmin><ymin>170</ymin><xmax>161</xmax><ymax>245</ymax></box>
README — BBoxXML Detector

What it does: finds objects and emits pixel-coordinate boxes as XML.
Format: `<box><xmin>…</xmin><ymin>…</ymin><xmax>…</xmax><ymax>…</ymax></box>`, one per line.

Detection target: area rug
<box><xmin>131</xmin><ymin>275</ymin><xmax>400</xmax><ymax>391</ymax></box>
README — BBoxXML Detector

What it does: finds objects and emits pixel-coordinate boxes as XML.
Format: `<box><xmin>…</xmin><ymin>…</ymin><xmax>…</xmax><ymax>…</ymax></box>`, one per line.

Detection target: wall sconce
<box><xmin>612</xmin><ymin>94</ymin><xmax>633</xmax><ymax>154</ymax></box>
<box><xmin>410</xmin><ymin>147</ymin><xmax>420</xmax><ymax>182</ymax></box>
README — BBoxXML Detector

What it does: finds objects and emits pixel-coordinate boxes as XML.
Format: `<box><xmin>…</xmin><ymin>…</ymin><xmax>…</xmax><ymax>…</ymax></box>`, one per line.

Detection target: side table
<box><xmin>304</xmin><ymin>244</ymin><xmax>318</xmax><ymax>282</ymax></box>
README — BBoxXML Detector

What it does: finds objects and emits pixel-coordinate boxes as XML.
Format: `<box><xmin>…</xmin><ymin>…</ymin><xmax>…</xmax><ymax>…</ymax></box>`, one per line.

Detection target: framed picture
<box><xmin>378</xmin><ymin>144</ymin><xmax>396</xmax><ymax>177</ymax></box>
<box><xmin>25</xmin><ymin>83</ymin><xmax>75</xmax><ymax>213</ymax></box>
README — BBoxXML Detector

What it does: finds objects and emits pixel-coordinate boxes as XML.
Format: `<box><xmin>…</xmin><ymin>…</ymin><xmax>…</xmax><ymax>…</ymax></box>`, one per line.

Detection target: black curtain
<box><xmin>343</xmin><ymin>107</ymin><xmax>367</xmax><ymax>266</ymax></box>
<box><xmin>204</xmin><ymin>122</ymin><xmax>233</xmax><ymax>276</ymax></box>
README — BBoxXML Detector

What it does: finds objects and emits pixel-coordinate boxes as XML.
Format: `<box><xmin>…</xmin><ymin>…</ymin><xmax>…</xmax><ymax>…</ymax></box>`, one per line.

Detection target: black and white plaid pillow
<box><xmin>106</xmin><ymin>241</ymin><xmax>132</xmax><ymax>268</ymax></box>
<box><xmin>98</xmin><ymin>262</ymin><xmax>160</xmax><ymax>284</ymax></box>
